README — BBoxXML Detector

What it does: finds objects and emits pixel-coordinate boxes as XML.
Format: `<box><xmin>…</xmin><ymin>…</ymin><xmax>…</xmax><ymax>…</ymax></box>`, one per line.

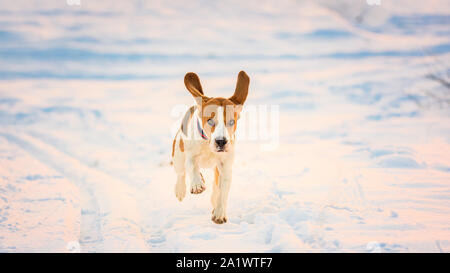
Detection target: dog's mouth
<box><xmin>214</xmin><ymin>147</ymin><xmax>227</xmax><ymax>153</ymax></box>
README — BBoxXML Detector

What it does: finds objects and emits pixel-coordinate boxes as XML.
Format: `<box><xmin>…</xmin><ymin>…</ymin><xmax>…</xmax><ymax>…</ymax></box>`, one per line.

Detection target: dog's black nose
<box><xmin>215</xmin><ymin>138</ymin><xmax>228</xmax><ymax>149</ymax></box>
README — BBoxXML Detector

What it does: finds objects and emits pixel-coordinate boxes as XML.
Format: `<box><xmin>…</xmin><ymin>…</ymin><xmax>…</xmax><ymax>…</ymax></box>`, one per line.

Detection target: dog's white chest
<box><xmin>197</xmin><ymin>145</ymin><xmax>219</xmax><ymax>168</ymax></box>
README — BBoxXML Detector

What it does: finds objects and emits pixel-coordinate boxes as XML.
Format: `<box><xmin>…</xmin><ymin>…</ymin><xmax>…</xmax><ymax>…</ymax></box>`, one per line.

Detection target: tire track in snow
<box><xmin>0</xmin><ymin>131</ymin><xmax>148</xmax><ymax>252</ymax></box>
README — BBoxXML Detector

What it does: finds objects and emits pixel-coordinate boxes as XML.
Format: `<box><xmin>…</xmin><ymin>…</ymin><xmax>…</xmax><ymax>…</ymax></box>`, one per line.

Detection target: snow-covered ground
<box><xmin>0</xmin><ymin>0</ymin><xmax>449</xmax><ymax>252</ymax></box>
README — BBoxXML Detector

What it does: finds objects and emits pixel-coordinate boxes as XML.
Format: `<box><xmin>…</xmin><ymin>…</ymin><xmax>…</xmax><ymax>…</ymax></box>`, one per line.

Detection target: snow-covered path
<box><xmin>1</xmin><ymin>0</ymin><xmax>449</xmax><ymax>252</ymax></box>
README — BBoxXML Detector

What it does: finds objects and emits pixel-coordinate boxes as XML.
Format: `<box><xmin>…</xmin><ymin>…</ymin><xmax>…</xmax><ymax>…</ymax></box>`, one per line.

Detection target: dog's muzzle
<box><xmin>215</xmin><ymin>137</ymin><xmax>228</xmax><ymax>152</ymax></box>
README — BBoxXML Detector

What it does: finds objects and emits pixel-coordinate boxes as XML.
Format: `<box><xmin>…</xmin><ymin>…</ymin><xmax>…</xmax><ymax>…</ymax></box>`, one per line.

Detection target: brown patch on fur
<box><xmin>184</xmin><ymin>72</ymin><xmax>209</xmax><ymax>104</ymax></box>
<box><xmin>204</xmin><ymin>97</ymin><xmax>235</xmax><ymax>107</ymax></box>
<box><xmin>208</xmin><ymin>112</ymin><xmax>216</xmax><ymax>133</ymax></box>
<box><xmin>184</xmin><ymin>73</ymin><xmax>204</xmax><ymax>95</ymax></box>
<box><xmin>229</xmin><ymin>71</ymin><xmax>250</xmax><ymax>105</ymax></box>
<box><xmin>179</xmin><ymin>138</ymin><xmax>184</xmax><ymax>152</ymax></box>
<box><xmin>214</xmin><ymin>167</ymin><xmax>219</xmax><ymax>186</ymax></box>
<box><xmin>172</xmin><ymin>131</ymin><xmax>180</xmax><ymax>157</ymax></box>
<box><xmin>200</xmin><ymin>172</ymin><xmax>205</xmax><ymax>184</ymax></box>
<box><xmin>172</xmin><ymin>138</ymin><xmax>176</xmax><ymax>157</ymax></box>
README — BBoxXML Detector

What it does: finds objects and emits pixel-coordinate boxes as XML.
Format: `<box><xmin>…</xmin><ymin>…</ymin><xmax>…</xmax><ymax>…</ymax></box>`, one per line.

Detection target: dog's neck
<box><xmin>196</xmin><ymin>118</ymin><xmax>208</xmax><ymax>140</ymax></box>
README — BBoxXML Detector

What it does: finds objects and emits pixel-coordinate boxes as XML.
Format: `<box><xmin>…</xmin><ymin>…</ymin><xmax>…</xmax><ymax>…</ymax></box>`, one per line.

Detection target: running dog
<box><xmin>172</xmin><ymin>71</ymin><xmax>250</xmax><ymax>224</ymax></box>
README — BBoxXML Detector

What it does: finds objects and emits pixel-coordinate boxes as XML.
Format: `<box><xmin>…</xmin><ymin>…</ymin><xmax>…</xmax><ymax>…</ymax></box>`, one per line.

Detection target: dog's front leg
<box><xmin>186</xmin><ymin>155</ymin><xmax>206</xmax><ymax>194</ymax></box>
<box><xmin>212</xmin><ymin>162</ymin><xmax>232</xmax><ymax>224</ymax></box>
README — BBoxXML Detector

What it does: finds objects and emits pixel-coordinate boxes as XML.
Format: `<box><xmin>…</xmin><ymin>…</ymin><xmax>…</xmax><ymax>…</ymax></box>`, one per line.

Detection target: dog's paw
<box><xmin>190</xmin><ymin>173</ymin><xmax>206</xmax><ymax>194</ymax></box>
<box><xmin>175</xmin><ymin>182</ymin><xmax>186</xmax><ymax>202</ymax></box>
<box><xmin>190</xmin><ymin>182</ymin><xmax>205</xmax><ymax>194</ymax></box>
<box><xmin>211</xmin><ymin>208</ymin><xmax>227</xmax><ymax>224</ymax></box>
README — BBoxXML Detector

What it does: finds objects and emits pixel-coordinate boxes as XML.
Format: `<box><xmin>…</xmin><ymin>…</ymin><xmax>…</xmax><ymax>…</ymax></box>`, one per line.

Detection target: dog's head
<box><xmin>184</xmin><ymin>71</ymin><xmax>250</xmax><ymax>153</ymax></box>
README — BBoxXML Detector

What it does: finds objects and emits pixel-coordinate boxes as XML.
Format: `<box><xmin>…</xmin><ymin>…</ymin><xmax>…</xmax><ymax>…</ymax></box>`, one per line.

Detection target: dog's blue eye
<box><xmin>228</xmin><ymin>120</ymin><xmax>235</xmax><ymax>127</ymax></box>
<box><xmin>207</xmin><ymin>119</ymin><xmax>215</xmax><ymax>126</ymax></box>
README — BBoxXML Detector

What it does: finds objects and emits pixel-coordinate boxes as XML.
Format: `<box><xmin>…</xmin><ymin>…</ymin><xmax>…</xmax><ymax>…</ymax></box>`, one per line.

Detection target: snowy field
<box><xmin>0</xmin><ymin>0</ymin><xmax>450</xmax><ymax>252</ymax></box>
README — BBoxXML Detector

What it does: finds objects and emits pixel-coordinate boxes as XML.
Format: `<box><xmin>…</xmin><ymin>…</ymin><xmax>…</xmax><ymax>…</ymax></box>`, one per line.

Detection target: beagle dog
<box><xmin>172</xmin><ymin>71</ymin><xmax>250</xmax><ymax>224</ymax></box>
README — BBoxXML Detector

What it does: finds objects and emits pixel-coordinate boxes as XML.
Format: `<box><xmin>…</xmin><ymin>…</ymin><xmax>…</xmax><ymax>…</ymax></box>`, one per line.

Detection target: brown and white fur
<box><xmin>172</xmin><ymin>71</ymin><xmax>250</xmax><ymax>224</ymax></box>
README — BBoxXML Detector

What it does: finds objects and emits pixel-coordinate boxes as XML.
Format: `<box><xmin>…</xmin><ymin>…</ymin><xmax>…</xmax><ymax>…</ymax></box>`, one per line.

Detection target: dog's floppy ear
<box><xmin>184</xmin><ymin>72</ymin><xmax>209</xmax><ymax>104</ymax></box>
<box><xmin>229</xmin><ymin>71</ymin><xmax>249</xmax><ymax>106</ymax></box>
